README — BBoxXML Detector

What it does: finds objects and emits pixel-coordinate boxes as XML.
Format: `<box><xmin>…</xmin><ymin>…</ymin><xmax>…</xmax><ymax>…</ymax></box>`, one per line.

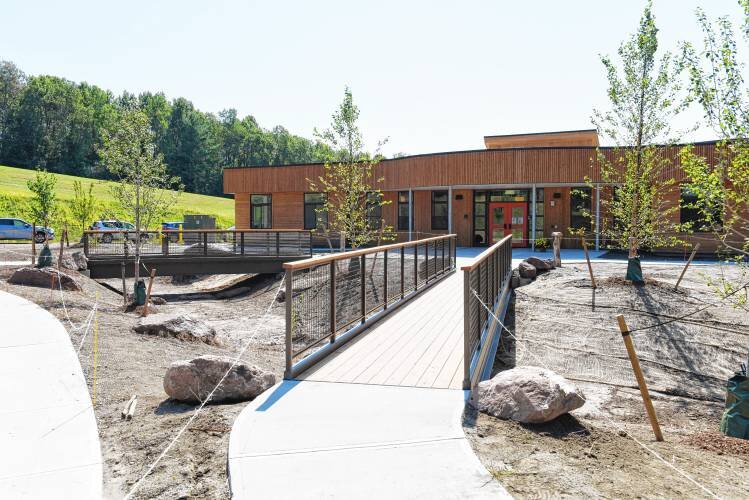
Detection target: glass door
<box><xmin>489</xmin><ymin>205</ymin><xmax>505</xmax><ymax>245</ymax></box>
<box><xmin>488</xmin><ymin>202</ymin><xmax>528</xmax><ymax>247</ymax></box>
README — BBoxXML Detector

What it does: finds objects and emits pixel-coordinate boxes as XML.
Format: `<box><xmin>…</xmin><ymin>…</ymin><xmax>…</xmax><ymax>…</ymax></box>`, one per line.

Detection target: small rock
<box><xmin>134</xmin><ymin>313</ymin><xmax>218</xmax><ymax>345</ymax></box>
<box><xmin>163</xmin><ymin>355</ymin><xmax>275</xmax><ymax>404</ymax></box>
<box><xmin>525</xmin><ymin>256</ymin><xmax>554</xmax><ymax>271</ymax></box>
<box><xmin>8</xmin><ymin>267</ymin><xmax>82</xmax><ymax>291</ymax></box>
<box><xmin>471</xmin><ymin>366</ymin><xmax>585</xmax><ymax>424</ymax></box>
<box><xmin>518</xmin><ymin>261</ymin><xmax>537</xmax><ymax>279</ymax></box>
<box><xmin>618</xmin><ymin>430</ymin><xmax>627</xmax><ymax>437</ymax></box>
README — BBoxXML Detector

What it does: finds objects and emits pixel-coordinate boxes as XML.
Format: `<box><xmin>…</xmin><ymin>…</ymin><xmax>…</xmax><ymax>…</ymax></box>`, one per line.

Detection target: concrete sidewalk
<box><xmin>229</xmin><ymin>381</ymin><xmax>509</xmax><ymax>499</ymax></box>
<box><xmin>0</xmin><ymin>291</ymin><xmax>102</xmax><ymax>499</ymax></box>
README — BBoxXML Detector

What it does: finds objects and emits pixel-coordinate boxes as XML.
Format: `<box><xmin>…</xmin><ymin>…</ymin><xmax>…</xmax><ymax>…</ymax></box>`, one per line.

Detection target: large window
<box><xmin>431</xmin><ymin>191</ymin><xmax>448</xmax><ymax>230</ymax></box>
<box><xmin>397</xmin><ymin>191</ymin><xmax>410</xmax><ymax>230</ymax></box>
<box><xmin>680</xmin><ymin>187</ymin><xmax>720</xmax><ymax>232</ymax></box>
<box><xmin>473</xmin><ymin>192</ymin><xmax>487</xmax><ymax>246</ymax></box>
<box><xmin>367</xmin><ymin>192</ymin><xmax>383</xmax><ymax>229</ymax></box>
<box><xmin>304</xmin><ymin>193</ymin><xmax>327</xmax><ymax>230</ymax></box>
<box><xmin>570</xmin><ymin>187</ymin><xmax>592</xmax><ymax>232</ymax></box>
<box><xmin>250</xmin><ymin>194</ymin><xmax>272</xmax><ymax>229</ymax></box>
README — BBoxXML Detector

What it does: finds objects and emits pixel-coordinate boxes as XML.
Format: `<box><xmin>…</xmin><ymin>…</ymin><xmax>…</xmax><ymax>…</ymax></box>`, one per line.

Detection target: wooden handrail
<box><xmin>460</xmin><ymin>234</ymin><xmax>512</xmax><ymax>271</ymax></box>
<box><xmin>283</xmin><ymin>234</ymin><xmax>456</xmax><ymax>271</ymax></box>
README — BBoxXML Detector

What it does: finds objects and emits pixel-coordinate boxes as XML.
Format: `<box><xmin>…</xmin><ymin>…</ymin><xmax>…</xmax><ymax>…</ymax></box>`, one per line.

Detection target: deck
<box><xmin>299</xmin><ymin>265</ymin><xmax>465</xmax><ymax>389</ymax></box>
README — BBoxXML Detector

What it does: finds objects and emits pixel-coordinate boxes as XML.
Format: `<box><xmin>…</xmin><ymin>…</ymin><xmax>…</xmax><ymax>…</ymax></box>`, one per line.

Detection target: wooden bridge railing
<box><xmin>461</xmin><ymin>234</ymin><xmax>513</xmax><ymax>390</ymax></box>
<box><xmin>82</xmin><ymin>229</ymin><xmax>312</xmax><ymax>259</ymax></box>
<box><xmin>283</xmin><ymin>234</ymin><xmax>457</xmax><ymax>379</ymax></box>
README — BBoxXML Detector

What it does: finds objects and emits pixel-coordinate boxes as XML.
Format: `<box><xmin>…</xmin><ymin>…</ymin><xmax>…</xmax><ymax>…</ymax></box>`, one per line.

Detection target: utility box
<box><xmin>183</xmin><ymin>215</ymin><xmax>216</xmax><ymax>243</ymax></box>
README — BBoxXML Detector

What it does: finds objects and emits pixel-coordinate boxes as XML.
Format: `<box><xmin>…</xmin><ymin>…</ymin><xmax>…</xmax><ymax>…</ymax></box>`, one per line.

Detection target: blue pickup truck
<box><xmin>0</xmin><ymin>218</ymin><xmax>55</xmax><ymax>243</ymax></box>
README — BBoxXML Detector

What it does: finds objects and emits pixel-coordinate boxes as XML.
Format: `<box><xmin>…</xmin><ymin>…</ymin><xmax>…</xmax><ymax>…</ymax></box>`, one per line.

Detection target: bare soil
<box><xmin>465</xmin><ymin>261</ymin><xmax>749</xmax><ymax>499</ymax></box>
<box><xmin>1</xmin><ymin>242</ymin><xmax>286</xmax><ymax>499</ymax></box>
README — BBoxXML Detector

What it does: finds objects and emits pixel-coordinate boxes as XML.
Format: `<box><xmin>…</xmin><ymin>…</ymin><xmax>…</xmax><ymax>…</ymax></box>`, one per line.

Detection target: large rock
<box><xmin>518</xmin><ymin>261</ymin><xmax>537</xmax><ymax>279</ymax></box>
<box><xmin>472</xmin><ymin>366</ymin><xmax>585</xmax><ymax>423</ymax></box>
<box><xmin>134</xmin><ymin>313</ymin><xmax>218</xmax><ymax>345</ymax></box>
<box><xmin>61</xmin><ymin>251</ymin><xmax>88</xmax><ymax>272</ymax></box>
<box><xmin>183</xmin><ymin>243</ymin><xmax>235</xmax><ymax>256</ymax></box>
<box><xmin>525</xmin><ymin>256</ymin><xmax>554</xmax><ymax>272</ymax></box>
<box><xmin>8</xmin><ymin>267</ymin><xmax>82</xmax><ymax>291</ymax></box>
<box><xmin>163</xmin><ymin>355</ymin><xmax>275</xmax><ymax>404</ymax></box>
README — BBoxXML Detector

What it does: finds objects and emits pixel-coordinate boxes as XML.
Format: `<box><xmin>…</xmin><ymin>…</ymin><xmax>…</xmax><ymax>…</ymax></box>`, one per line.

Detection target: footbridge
<box><xmin>229</xmin><ymin>234</ymin><xmax>514</xmax><ymax>499</ymax></box>
<box><xmin>82</xmin><ymin>229</ymin><xmax>312</xmax><ymax>279</ymax></box>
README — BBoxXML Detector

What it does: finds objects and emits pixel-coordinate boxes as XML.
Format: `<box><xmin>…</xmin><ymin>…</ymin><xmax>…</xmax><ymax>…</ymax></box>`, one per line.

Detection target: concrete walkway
<box><xmin>229</xmin><ymin>381</ymin><xmax>509</xmax><ymax>499</ymax></box>
<box><xmin>0</xmin><ymin>291</ymin><xmax>102</xmax><ymax>498</ymax></box>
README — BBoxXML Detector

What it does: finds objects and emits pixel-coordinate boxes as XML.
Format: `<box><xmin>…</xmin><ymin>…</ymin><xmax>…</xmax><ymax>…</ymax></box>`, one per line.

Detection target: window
<box><xmin>473</xmin><ymin>191</ymin><xmax>487</xmax><ymax>246</ymax></box>
<box><xmin>304</xmin><ymin>193</ymin><xmax>327</xmax><ymax>230</ymax></box>
<box><xmin>397</xmin><ymin>191</ymin><xmax>410</xmax><ymax>230</ymax></box>
<box><xmin>366</xmin><ymin>192</ymin><xmax>383</xmax><ymax>229</ymax></box>
<box><xmin>250</xmin><ymin>194</ymin><xmax>272</xmax><ymax>229</ymax></box>
<box><xmin>680</xmin><ymin>187</ymin><xmax>721</xmax><ymax>232</ymax></box>
<box><xmin>431</xmin><ymin>191</ymin><xmax>448</xmax><ymax>230</ymax></box>
<box><xmin>570</xmin><ymin>187</ymin><xmax>592</xmax><ymax>232</ymax></box>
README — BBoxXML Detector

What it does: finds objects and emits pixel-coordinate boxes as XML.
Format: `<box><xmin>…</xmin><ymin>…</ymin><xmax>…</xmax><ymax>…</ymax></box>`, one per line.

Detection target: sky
<box><xmin>1</xmin><ymin>0</ymin><xmax>747</xmax><ymax>156</ymax></box>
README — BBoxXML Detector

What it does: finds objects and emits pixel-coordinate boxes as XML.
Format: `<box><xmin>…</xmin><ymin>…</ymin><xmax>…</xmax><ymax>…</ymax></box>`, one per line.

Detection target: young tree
<box><xmin>99</xmin><ymin>109</ymin><xmax>182</xmax><ymax>285</ymax></box>
<box><xmin>591</xmin><ymin>1</ymin><xmax>685</xmax><ymax>281</ymax></box>
<box><xmin>308</xmin><ymin>87</ymin><xmax>393</xmax><ymax>249</ymax></box>
<box><xmin>680</xmin><ymin>3</ymin><xmax>749</xmax><ymax>307</ymax></box>
<box><xmin>69</xmin><ymin>180</ymin><xmax>97</xmax><ymax>237</ymax></box>
<box><xmin>26</xmin><ymin>168</ymin><xmax>57</xmax><ymax>238</ymax></box>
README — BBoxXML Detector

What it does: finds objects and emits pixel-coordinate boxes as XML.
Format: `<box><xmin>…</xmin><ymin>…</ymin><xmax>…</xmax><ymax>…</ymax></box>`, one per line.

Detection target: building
<box><xmin>223</xmin><ymin>129</ymin><xmax>720</xmax><ymax>252</ymax></box>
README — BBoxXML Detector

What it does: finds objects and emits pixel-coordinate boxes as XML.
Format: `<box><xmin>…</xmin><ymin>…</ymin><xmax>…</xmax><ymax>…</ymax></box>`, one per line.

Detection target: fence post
<box><xmin>240</xmin><ymin>232</ymin><xmax>245</xmax><ymax>255</ymax></box>
<box><xmin>463</xmin><ymin>269</ymin><xmax>471</xmax><ymax>390</ymax></box>
<box><xmin>360</xmin><ymin>254</ymin><xmax>366</xmax><ymax>324</ymax></box>
<box><xmin>276</xmin><ymin>232</ymin><xmax>281</xmax><ymax>256</ymax></box>
<box><xmin>284</xmin><ymin>269</ymin><xmax>293</xmax><ymax>379</ymax></box>
<box><xmin>203</xmin><ymin>232</ymin><xmax>208</xmax><ymax>256</ymax></box>
<box><xmin>433</xmin><ymin>239</ymin><xmax>437</xmax><ymax>277</ymax></box>
<box><xmin>400</xmin><ymin>248</ymin><xmax>405</xmax><ymax>298</ymax></box>
<box><xmin>383</xmin><ymin>250</ymin><xmax>389</xmax><ymax>309</ymax></box>
<box><xmin>414</xmin><ymin>244</ymin><xmax>418</xmax><ymax>290</ymax></box>
<box><xmin>330</xmin><ymin>261</ymin><xmax>337</xmax><ymax>342</ymax></box>
<box><xmin>162</xmin><ymin>234</ymin><xmax>169</xmax><ymax>256</ymax></box>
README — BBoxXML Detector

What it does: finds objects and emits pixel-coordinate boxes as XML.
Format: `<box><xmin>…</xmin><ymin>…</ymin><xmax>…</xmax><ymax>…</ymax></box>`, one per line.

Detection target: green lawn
<box><xmin>0</xmin><ymin>165</ymin><xmax>234</xmax><ymax>239</ymax></box>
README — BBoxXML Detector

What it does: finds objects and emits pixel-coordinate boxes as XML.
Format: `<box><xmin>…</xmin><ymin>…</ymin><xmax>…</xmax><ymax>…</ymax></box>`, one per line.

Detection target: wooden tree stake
<box><xmin>142</xmin><ymin>268</ymin><xmax>157</xmax><ymax>316</ymax></box>
<box><xmin>674</xmin><ymin>243</ymin><xmax>700</xmax><ymax>291</ymax></box>
<box><xmin>616</xmin><ymin>314</ymin><xmax>664</xmax><ymax>441</ymax></box>
<box><xmin>581</xmin><ymin>237</ymin><xmax>597</xmax><ymax>289</ymax></box>
<box><xmin>121</xmin><ymin>262</ymin><xmax>127</xmax><ymax>307</ymax></box>
<box><xmin>57</xmin><ymin>231</ymin><xmax>66</xmax><ymax>268</ymax></box>
<box><xmin>31</xmin><ymin>223</ymin><xmax>36</xmax><ymax>266</ymax></box>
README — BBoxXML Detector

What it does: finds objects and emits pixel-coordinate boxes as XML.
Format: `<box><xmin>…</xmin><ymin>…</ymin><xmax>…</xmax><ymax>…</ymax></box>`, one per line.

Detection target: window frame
<box><xmin>250</xmin><ymin>194</ymin><xmax>273</xmax><ymax>229</ymax></box>
<box><xmin>569</xmin><ymin>187</ymin><xmax>592</xmax><ymax>233</ymax></box>
<box><xmin>680</xmin><ymin>187</ymin><xmax>721</xmax><ymax>232</ymax></box>
<box><xmin>397</xmin><ymin>191</ymin><xmax>410</xmax><ymax>231</ymax></box>
<box><xmin>303</xmin><ymin>193</ymin><xmax>327</xmax><ymax>230</ymax></box>
<box><xmin>366</xmin><ymin>192</ymin><xmax>383</xmax><ymax>229</ymax></box>
<box><xmin>431</xmin><ymin>190</ymin><xmax>449</xmax><ymax>230</ymax></box>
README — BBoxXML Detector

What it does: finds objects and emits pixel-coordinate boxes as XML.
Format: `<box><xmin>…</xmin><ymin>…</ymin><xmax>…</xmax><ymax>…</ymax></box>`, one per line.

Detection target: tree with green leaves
<box><xmin>590</xmin><ymin>1</ymin><xmax>685</xmax><ymax>282</ymax></box>
<box><xmin>100</xmin><ymin>109</ymin><xmax>182</xmax><ymax>285</ymax></box>
<box><xmin>69</xmin><ymin>180</ymin><xmax>98</xmax><ymax>237</ymax></box>
<box><xmin>308</xmin><ymin>87</ymin><xmax>393</xmax><ymax>249</ymax></box>
<box><xmin>26</xmin><ymin>168</ymin><xmax>57</xmax><ymax>238</ymax></box>
<box><xmin>680</xmin><ymin>1</ymin><xmax>749</xmax><ymax>308</ymax></box>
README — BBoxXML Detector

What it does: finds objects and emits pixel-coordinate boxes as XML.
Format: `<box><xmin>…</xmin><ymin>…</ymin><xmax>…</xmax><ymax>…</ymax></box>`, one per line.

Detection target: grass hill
<box><xmin>0</xmin><ymin>165</ymin><xmax>234</xmax><ymax>239</ymax></box>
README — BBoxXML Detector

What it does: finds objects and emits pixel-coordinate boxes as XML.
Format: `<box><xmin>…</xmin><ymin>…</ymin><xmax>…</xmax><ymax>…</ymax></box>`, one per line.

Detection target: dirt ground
<box><xmin>1</xmin><ymin>242</ymin><xmax>287</xmax><ymax>499</ymax></box>
<box><xmin>465</xmin><ymin>260</ymin><xmax>749</xmax><ymax>499</ymax></box>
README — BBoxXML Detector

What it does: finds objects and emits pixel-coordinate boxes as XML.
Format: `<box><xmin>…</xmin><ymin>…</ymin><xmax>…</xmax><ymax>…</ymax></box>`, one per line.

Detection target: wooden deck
<box><xmin>299</xmin><ymin>270</ymin><xmax>465</xmax><ymax>390</ymax></box>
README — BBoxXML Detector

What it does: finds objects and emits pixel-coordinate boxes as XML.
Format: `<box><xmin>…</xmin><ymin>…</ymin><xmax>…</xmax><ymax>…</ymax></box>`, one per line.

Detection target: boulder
<box><xmin>151</xmin><ymin>296</ymin><xmax>167</xmax><ymax>305</ymax></box>
<box><xmin>525</xmin><ymin>256</ymin><xmax>554</xmax><ymax>272</ymax></box>
<box><xmin>163</xmin><ymin>355</ymin><xmax>275</xmax><ymax>404</ymax></box>
<box><xmin>472</xmin><ymin>366</ymin><xmax>585</xmax><ymax>423</ymax></box>
<box><xmin>183</xmin><ymin>243</ymin><xmax>235</xmax><ymax>256</ymax></box>
<box><xmin>518</xmin><ymin>261</ymin><xmax>537</xmax><ymax>279</ymax></box>
<box><xmin>134</xmin><ymin>313</ymin><xmax>218</xmax><ymax>345</ymax></box>
<box><xmin>61</xmin><ymin>251</ymin><xmax>88</xmax><ymax>272</ymax></box>
<box><xmin>510</xmin><ymin>269</ymin><xmax>534</xmax><ymax>289</ymax></box>
<box><xmin>8</xmin><ymin>267</ymin><xmax>82</xmax><ymax>291</ymax></box>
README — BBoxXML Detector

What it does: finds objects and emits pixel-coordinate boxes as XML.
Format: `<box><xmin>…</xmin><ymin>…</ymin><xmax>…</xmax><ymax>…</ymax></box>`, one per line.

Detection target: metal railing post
<box><xmin>162</xmin><ymin>234</ymin><xmax>169</xmax><ymax>256</ymax></box>
<box><xmin>383</xmin><ymin>250</ymin><xmax>389</xmax><ymax>309</ymax></box>
<box><xmin>360</xmin><ymin>254</ymin><xmax>366</xmax><ymax>324</ymax></box>
<box><xmin>400</xmin><ymin>249</ymin><xmax>405</xmax><ymax>298</ymax></box>
<box><xmin>425</xmin><ymin>241</ymin><xmax>430</xmax><ymax>282</ymax></box>
<box><xmin>330</xmin><ymin>261</ymin><xmax>337</xmax><ymax>343</ymax></box>
<box><xmin>284</xmin><ymin>269</ymin><xmax>293</xmax><ymax>379</ymax></box>
<box><xmin>414</xmin><ymin>244</ymin><xmax>418</xmax><ymax>290</ymax></box>
<box><xmin>203</xmin><ymin>232</ymin><xmax>208</xmax><ymax>256</ymax></box>
<box><xmin>276</xmin><ymin>232</ymin><xmax>281</xmax><ymax>256</ymax></box>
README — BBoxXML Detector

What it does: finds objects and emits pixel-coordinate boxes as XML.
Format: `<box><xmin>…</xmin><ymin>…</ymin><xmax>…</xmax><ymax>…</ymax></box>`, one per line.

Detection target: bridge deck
<box><xmin>299</xmin><ymin>268</ymin><xmax>465</xmax><ymax>389</ymax></box>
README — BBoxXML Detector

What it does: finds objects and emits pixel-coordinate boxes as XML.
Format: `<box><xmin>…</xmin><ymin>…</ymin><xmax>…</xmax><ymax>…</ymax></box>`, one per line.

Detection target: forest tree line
<box><xmin>0</xmin><ymin>59</ymin><xmax>333</xmax><ymax>196</ymax></box>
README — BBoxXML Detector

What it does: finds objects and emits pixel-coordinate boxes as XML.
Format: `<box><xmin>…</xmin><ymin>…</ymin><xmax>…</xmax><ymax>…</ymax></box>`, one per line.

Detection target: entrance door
<box><xmin>488</xmin><ymin>202</ymin><xmax>527</xmax><ymax>247</ymax></box>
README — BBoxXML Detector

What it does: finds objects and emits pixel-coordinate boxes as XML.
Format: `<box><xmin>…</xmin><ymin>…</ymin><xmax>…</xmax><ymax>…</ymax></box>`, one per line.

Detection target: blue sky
<box><xmin>1</xmin><ymin>0</ymin><xmax>747</xmax><ymax>155</ymax></box>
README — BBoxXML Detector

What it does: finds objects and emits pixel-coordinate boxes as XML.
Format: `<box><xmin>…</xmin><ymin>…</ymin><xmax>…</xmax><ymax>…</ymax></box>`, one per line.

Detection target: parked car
<box><xmin>161</xmin><ymin>221</ymin><xmax>183</xmax><ymax>242</ymax></box>
<box><xmin>89</xmin><ymin>220</ymin><xmax>152</xmax><ymax>243</ymax></box>
<box><xmin>0</xmin><ymin>218</ymin><xmax>54</xmax><ymax>243</ymax></box>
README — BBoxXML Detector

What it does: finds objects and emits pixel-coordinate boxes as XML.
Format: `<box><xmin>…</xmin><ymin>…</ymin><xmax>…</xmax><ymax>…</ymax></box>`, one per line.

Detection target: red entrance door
<box><xmin>488</xmin><ymin>202</ymin><xmax>527</xmax><ymax>247</ymax></box>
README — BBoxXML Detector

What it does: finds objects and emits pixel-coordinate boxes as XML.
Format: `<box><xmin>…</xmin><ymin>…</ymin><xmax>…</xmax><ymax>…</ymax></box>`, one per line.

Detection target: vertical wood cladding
<box><xmin>235</xmin><ymin>193</ymin><xmax>249</xmax><ymax>229</ymax></box>
<box><xmin>272</xmin><ymin>192</ymin><xmax>304</xmax><ymax>229</ymax></box>
<box><xmin>451</xmin><ymin>189</ymin><xmax>473</xmax><ymax>246</ymax></box>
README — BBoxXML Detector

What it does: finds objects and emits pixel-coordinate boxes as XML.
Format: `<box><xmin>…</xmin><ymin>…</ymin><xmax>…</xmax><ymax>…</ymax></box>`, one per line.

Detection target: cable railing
<box><xmin>461</xmin><ymin>234</ymin><xmax>513</xmax><ymax>390</ymax></box>
<box><xmin>82</xmin><ymin>229</ymin><xmax>312</xmax><ymax>259</ymax></box>
<box><xmin>283</xmin><ymin>234</ymin><xmax>457</xmax><ymax>378</ymax></box>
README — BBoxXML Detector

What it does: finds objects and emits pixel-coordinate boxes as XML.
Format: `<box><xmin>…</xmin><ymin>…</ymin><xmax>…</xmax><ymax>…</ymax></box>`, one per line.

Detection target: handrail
<box><xmin>460</xmin><ymin>234</ymin><xmax>512</xmax><ymax>271</ymax></box>
<box><xmin>284</xmin><ymin>234</ymin><xmax>457</xmax><ymax>270</ymax></box>
<box><xmin>82</xmin><ymin>228</ymin><xmax>311</xmax><ymax>234</ymax></box>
